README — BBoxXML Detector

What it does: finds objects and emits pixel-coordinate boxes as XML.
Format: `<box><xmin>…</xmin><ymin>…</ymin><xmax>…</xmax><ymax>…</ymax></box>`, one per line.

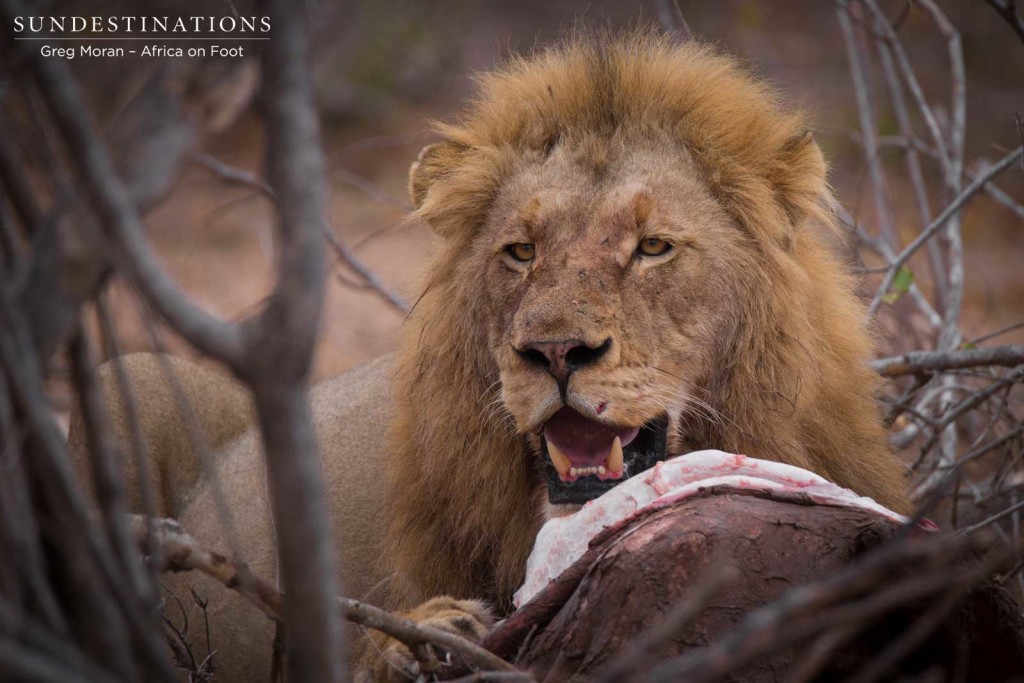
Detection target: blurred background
<box><xmin>50</xmin><ymin>0</ymin><xmax>1023</xmax><ymax>411</ymax></box>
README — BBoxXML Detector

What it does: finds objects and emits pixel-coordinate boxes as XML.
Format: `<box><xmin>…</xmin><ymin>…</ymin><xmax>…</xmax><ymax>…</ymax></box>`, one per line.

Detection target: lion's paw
<box><xmin>355</xmin><ymin>597</ymin><xmax>495</xmax><ymax>683</ymax></box>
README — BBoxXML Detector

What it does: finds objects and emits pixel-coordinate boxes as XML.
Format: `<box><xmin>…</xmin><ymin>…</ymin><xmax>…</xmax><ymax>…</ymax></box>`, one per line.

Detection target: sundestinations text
<box><xmin>13</xmin><ymin>16</ymin><xmax>270</xmax><ymax>35</ymax></box>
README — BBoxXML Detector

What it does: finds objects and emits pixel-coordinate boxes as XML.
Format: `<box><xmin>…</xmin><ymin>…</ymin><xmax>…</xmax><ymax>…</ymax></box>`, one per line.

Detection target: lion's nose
<box><xmin>517</xmin><ymin>338</ymin><xmax>611</xmax><ymax>383</ymax></box>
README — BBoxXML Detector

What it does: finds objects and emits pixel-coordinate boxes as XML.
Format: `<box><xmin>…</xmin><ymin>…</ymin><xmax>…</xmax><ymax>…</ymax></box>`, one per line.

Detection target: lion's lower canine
<box><xmin>69</xmin><ymin>31</ymin><xmax>909</xmax><ymax>681</ymax></box>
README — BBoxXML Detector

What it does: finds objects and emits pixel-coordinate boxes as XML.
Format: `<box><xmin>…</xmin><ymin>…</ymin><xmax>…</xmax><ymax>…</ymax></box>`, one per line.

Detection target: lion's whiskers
<box><xmin>643</xmin><ymin>378</ymin><xmax>731</xmax><ymax>434</ymax></box>
<box><xmin>682</xmin><ymin>394</ymin><xmax>732</xmax><ymax>433</ymax></box>
<box><xmin>475</xmin><ymin>380</ymin><xmax>522</xmax><ymax>438</ymax></box>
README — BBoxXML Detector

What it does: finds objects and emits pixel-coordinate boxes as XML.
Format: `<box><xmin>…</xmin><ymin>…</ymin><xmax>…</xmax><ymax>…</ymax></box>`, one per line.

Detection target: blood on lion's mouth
<box><xmin>541</xmin><ymin>407</ymin><xmax>668</xmax><ymax>505</ymax></box>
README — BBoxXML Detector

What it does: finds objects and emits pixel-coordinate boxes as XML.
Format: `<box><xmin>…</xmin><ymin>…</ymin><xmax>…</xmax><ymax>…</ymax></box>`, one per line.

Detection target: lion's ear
<box><xmin>408</xmin><ymin>141</ymin><xmax>464</xmax><ymax>210</ymax></box>
<box><xmin>774</xmin><ymin>131</ymin><xmax>830</xmax><ymax>238</ymax></box>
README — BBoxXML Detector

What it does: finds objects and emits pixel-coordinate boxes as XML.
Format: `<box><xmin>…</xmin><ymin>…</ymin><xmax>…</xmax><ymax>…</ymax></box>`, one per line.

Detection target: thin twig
<box><xmin>195</xmin><ymin>153</ymin><xmax>408</xmax><ymax>313</ymax></box>
<box><xmin>333</xmin><ymin>168</ymin><xmax>412</xmax><ymax>212</ymax></box>
<box><xmin>958</xmin><ymin>497</ymin><xmax>1024</xmax><ymax>536</ymax></box>
<box><xmin>654</xmin><ymin>0</ymin><xmax>694</xmax><ymax>42</ymax></box>
<box><xmin>837</xmin><ymin>0</ymin><xmax>898</xmax><ymax>248</ymax></box>
<box><xmin>323</xmin><ymin>229</ymin><xmax>408</xmax><ymax>313</ymax></box>
<box><xmin>867</xmin><ymin>146</ymin><xmax>1023</xmax><ymax>316</ymax></box>
<box><xmin>875</xmin><ymin>18</ymin><xmax>945</xmax><ymax>300</ymax></box>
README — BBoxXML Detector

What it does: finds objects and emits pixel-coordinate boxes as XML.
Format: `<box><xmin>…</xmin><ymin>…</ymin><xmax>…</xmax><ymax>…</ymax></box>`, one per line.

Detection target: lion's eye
<box><xmin>507</xmin><ymin>243</ymin><xmax>536</xmax><ymax>262</ymax></box>
<box><xmin>637</xmin><ymin>237</ymin><xmax>672</xmax><ymax>257</ymax></box>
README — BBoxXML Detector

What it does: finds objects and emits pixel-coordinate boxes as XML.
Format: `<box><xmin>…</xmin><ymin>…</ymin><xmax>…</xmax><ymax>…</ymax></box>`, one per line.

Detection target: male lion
<box><xmin>69</xmin><ymin>32</ymin><xmax>909</xmax><ymax>681</ymax></box>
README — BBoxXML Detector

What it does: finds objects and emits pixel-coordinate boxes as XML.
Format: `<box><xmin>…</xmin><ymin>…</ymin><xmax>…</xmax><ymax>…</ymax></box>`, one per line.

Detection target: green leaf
<box><xmin>892</xmin><ymin>266</ymin><xmax>915</xmax><ymax>293</ymax></box>
<box><xmin>882</xmin><ymin>266</ymin><xmax>914</xmax><ymax>304</ymax></box>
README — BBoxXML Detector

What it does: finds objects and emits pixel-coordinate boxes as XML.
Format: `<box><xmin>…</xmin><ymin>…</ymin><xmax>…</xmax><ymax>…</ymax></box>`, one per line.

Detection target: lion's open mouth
<box><xmin>541</xmin><ymin>407</ymin><xmax>668</xmax><ymax>505</ymax></box>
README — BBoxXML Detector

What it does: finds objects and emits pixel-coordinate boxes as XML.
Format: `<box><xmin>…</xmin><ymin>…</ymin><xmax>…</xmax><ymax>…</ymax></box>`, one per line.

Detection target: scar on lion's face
<box><xmin>474</xmin><ymin>140</ymin><xmax>754</xmax><ymax>487</ymax></box>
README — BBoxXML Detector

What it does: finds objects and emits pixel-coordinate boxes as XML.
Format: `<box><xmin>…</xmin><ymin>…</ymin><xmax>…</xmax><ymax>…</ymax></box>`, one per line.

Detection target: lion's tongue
<box><xmin>543</xmin><ymin>407</ymin><xmax>640</xmax><ymax>467</ymax></box>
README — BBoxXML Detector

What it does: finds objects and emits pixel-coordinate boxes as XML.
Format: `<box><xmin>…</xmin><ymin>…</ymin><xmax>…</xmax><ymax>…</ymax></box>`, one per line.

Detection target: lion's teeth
<box><xmin>554</xmin><ymin>448</ymin><xmax>618</xmax><ymax>480</ymax></box>
<box><xmin>608</xmin><ymin>436</ymin><xmax>623</xmax><ymax>474</ymax></box>
<box><xmin>548</xmin><ymin>441</ymin><xmax>571</xmax><ymax>477</ymax></box>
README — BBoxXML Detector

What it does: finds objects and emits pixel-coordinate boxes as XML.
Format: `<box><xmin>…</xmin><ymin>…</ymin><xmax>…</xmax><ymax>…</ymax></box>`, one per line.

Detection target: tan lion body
<box><xmin>67</xmin><ymin>353</ymin><xmax>255</xmax><ymax>517</ymax></box>
<box><xmin>70</xmin><ymin>355</ymin><xmax>394</xmax><ymax>679</ymax></box>
<box><xmin>69</xmin><ymin>32</ymin><xmax>909</xmax><ymax>681</ymax></box>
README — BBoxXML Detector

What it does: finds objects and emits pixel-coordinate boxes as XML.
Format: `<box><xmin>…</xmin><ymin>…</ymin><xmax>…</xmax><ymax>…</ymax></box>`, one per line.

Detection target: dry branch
<box><xmin>653</xmin><ymin>0</ymin><xmax>694</xmax><ymax>42</ymax></box>
<box><xmin>240</xmin><ymin>1</ymin><xmax>341</xmax><ymax>679</ymax></box>
<box><xmin>67</xmin><ymin>330</ymin><xmax>156</xmax><ymax>605</ymax></box>
<box><xmin>0</xmin><ymin>284</ymin><xmax>175</xmax><ymax>682</ymax></box>
<box><xmin>0</xmin><ymin>0</ymin><xmax>247</xmax><ymax>364</ymax></box>
<box><xmin>871</xmin><ymin>344</ymin><xmax>1024</xmax><ymax>376</ymax></box>
<box><xmin>837</xmin><ymin>0</ymin><xmax>897</xmax><ymax>248</ymax></box>
<box><xmin>129</xmin><ymin>515</ymin><xmax>518</xmax><ymax>677</ymax></box>
<box><xmin>195</xmin><ymin>153</ymin><xmax>409</xmax><ymax>313</ymax></box>
<box><xmin>867</xmin><ymin>145</ymin><xmax>1023</xmax><ymax>316</ymax></box>
<box><xmin>2</xmin><ymin>0</ymin><xmax>351</xmax><ymax>679</ymax></box>
<box><xmin>0</xmin><ymin>68</ymin><xmax>249</xmax><ymax>358</ymax></box>
<box><xmin>987</xmin><ymin>0</ymin><xmax>1024</xmax><ymax>44</ymax></box>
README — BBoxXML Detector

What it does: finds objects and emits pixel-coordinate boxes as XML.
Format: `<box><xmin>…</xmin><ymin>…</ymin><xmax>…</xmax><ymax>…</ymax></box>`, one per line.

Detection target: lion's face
<box><xmin>391</xmin><ymin>36</ymin><xmax>907</xmax><ymax>605</ymax></box>
<box><xmin>470</xmin><ymin>140</ymin><xmax>758</xmax><ymax>504</ymax></box>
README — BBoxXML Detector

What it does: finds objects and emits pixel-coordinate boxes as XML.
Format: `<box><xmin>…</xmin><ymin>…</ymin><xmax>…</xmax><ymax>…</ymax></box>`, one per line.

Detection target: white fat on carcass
<box><xmin>515</xmin><ymin>449</ymin><xmax>909</xmax><ymax>608</ymax></box>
